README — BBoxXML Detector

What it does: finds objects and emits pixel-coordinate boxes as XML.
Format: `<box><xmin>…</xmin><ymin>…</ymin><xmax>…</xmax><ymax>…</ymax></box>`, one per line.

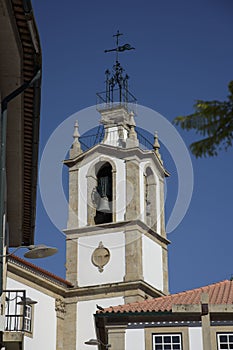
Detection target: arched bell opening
<box><xmin>94</xmin><ymin>163</ymin><xmax>113</xmax><ymax>224</ymax></box>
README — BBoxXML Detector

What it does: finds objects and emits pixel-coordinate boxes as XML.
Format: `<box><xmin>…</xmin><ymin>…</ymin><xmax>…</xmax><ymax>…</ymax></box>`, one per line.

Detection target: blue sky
<box><xmin>28</xmin><ymin>0</ymin><xmax>233</xmax><ymax>294</ymax></box>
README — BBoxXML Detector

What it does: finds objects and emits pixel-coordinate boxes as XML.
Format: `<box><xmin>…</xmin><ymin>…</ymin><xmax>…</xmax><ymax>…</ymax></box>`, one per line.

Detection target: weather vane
<box><xmin>104</xmin><ymin>30</ymin><xmax>135</xmax><ymax>62</ymax></box>
<box><xmin>99</xmin><ymin>31</ymin><xmax>136</xmax><ymax>105</ymax></box>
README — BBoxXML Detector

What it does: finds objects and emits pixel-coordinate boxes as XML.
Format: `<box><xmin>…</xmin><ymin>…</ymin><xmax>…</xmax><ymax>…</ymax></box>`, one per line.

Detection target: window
<box><xmin>24</xmin><ymin>305</ymin><xmax>32</xmax><ymax>333</ymax></box>
<box><xmin>217</xmin><ymin>333</ymin><xmax>233</xmax><ymax>349</ymax></box>
<box><xmin>153</xmin><ymin>334</ymin><xmax>182</xmax><ymax>350</ymax></box>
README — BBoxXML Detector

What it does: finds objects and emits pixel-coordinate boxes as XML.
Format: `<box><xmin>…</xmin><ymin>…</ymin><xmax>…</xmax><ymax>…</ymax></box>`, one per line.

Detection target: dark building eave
<box><xmin>9</xmin><ymin>0</ymin><xmax>42</xmax><ymax>246</ymax></box>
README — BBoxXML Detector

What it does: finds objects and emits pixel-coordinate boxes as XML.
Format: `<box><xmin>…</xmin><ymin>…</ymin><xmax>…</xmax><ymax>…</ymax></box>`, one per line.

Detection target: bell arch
<box><xmin>86</xmin><ymin>157</ymin><xmax>116</xmax><ymax>225</ymax></box>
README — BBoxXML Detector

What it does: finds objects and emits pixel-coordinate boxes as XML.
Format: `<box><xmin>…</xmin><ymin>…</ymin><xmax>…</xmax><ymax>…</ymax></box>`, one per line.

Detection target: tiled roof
<box><xmin>99</xmin><ymin>280</ymin><xmax>233</xmax><ymax>314</ymax></box>
<box><xmin>10</xmin><ymin>255</ymin><xmax>73</xmax><ymax>288</ymax></box>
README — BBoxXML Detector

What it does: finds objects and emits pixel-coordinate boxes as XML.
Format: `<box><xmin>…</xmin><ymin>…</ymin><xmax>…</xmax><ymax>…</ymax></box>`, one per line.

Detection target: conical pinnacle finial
<box><xmin>73</xmin><ymin>120</ymin><xmax>80</xmax><ymax>140</ymax></box>
<box><xmin>153</xmin><ymin>131</ymin><xmax>160</xmax><ymax>150</ymax></box>
<box><xmin>69</xmin><ymin>120</ymin><xmax>82</xmax><ymax>158</ymax></box>
<box><xmin>153</xmin><ymin>131</ymin><xmax>162</xmax><ymax>162</ymax></box>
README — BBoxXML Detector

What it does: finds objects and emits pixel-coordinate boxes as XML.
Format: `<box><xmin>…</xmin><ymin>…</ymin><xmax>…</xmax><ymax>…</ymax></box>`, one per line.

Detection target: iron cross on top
<box><xmin>104</xmin><ymin>30</ymin><xmax>135</xmax><ymax>56</ymax></box>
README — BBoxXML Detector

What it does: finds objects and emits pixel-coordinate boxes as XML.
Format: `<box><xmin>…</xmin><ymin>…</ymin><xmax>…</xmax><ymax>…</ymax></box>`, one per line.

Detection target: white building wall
<box><xmin>189</xmin><ymin>327</ymin><xmax>203</xmax><ymax>350</ymax></box>
<box><xmin>103</xmin><ymin>126</ymin><xmax>119</xmax><ymax>147</ymax></box>
<box><xmin>142</xmin><ymin>235</ymin><xmax>163</xmax><ymax>291</ymax></box>
<box><xmin>78</xmin><ymin>155</ymin><xmax>126</xmax><ymax>227</ymax></box>
<box><xmin>79</xmin><ymin>297</ymin><xmax>124</xmax><ymax>350</ymax></box>
<box><xmin>125</xmin><ymin>329</ymin><xmax>145</xmax><ymax>350</ymax></box>
<box><xmin>78</xmin><ymin>231</ymin><xmax>125</xmax><ymax>286</ymax></box>
<box><xmin>6</xmin><ymin>277</ymin><xmax>57</xmax><ymax>350</ymax></box>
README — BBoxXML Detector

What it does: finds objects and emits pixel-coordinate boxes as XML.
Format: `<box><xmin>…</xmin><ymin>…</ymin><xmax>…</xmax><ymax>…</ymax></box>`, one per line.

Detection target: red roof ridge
<box><xmin>9</xmin><ymin>255</ymin><xmax>73</xmax><ymax>287</ymax></box>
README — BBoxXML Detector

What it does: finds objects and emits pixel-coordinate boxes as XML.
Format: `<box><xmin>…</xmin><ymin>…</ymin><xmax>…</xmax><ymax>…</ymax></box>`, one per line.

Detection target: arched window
<box><xmin>87</xmin><ymin>159</ymin><xmax>116</xmax><ymax>226</ymax></box>
<box><xmin>94</xmin><ymin>163</ymin><xmax>113</xmax><ymax>224</ymax></box>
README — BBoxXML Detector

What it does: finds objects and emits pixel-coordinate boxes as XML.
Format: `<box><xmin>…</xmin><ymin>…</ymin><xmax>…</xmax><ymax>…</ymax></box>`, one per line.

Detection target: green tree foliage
<box><xmin>173</xmin><ymin>81</ymin><xmax>233</xmax><ymax>157</ymax></box>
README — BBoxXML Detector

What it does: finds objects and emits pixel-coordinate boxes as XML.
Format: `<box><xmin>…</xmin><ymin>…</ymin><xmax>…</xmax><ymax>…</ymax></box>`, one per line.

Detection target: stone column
<box><xmin>63</xmin><ymin>298</ymin><xmax>77</xmax><ymax>350</ymax></box>
<box><xmin>55</xmin><ymin>298</ymin><xmax>66</xmax><ymax>350</ymax></box>
<box><xmin>201</xmin><ymin>293</ymin><xmax>211</xmax><ymax>350</ymax></box>
<box><xmin>107</xmin><ymin>326</ymin><xmax>127</xmax><ymax>350</ymax></box>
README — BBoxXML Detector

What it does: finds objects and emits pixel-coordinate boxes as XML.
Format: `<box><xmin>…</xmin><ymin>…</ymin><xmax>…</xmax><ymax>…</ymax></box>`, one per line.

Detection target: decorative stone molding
<box><xmin>55</xmin><ymin>298</ymin><xmax>66</xmax><ymax>319</ymax></box>
<box><xmin>91</xmin><ymin>241</ymin><xmax>110</xmax><ymax>272</ymax></box>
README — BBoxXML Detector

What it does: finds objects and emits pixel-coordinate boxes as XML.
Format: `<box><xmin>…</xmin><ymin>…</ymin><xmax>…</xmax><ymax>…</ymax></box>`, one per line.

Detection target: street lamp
<box><xmin>1</xmin><ymin>244</ymin><xmax>58</xmax><ymax>259</ymax></box>
<box><xmin>23</xmin><ymin>244</ymin><xmax>58</xmax><ymax>259</ymax></box>
<box><xmin>85</xmin><ymin>339</ymin><xmax>111</xmax><ymax>348</ymax></box>
<box><xmin>17</xmin><ymin>297</ymin><xmax>37</xmax><ymax>305</ymax></box>
<box><xmin>5</xmin><ymin>294</ymin><xmax>37</xmax><ymax>306</ymax></box>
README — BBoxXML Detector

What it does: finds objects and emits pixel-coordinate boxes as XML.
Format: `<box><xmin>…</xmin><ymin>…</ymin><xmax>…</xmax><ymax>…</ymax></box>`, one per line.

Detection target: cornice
<box><xmin>64</xmin><ymin>144</ymin><xmax>169</xmax><ymax>177</ymax></box>
<box><xmin>64</xmin><ymin>219</ymin><xmax>170</xmax><ymax>246</ymax></box>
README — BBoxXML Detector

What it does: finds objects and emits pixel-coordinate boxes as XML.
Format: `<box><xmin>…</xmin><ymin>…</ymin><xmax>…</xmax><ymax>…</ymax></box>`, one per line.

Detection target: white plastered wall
<box><xmin>126</xmin><ymin>329</ymin><xmax>145</xmax><ymax>350</ymax></box>
<box><xmin>78</xmin><ymin>297</ymin><xmax>124</xmax><ymax>350</ymax></box>
<box><xmin>78</xmin><ymin>231</ymin><xmax>125</xmax><ymax>286</ymax></box>
<box><xmin>6</xmin><ymin>277</ymin><xmax>56</xmax><ymax>350</ymax></box>
<box><xmin>142</xmin><ymin>235</ymin><xmax>163</xmax><ymax>291</ymax></box>
<box><xmin>189</xmin><ymin>327</ymin><xmax>203</xmax><ymax>350</ymax></box>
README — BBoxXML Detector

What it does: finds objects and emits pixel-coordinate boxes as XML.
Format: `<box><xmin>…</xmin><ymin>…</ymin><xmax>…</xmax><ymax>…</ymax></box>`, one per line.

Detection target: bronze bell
<box><xmin>97</xmin><ymin>196</ymin><xmax>111</xmax><ymax>213</ymax></box>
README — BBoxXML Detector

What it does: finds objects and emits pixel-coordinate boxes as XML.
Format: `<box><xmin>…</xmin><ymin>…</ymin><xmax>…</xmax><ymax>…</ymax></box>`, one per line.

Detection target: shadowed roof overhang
<box><xmin>0</xmin><ymin>0</ymin><xmax>42</xmax><ymax>246</ymax></box>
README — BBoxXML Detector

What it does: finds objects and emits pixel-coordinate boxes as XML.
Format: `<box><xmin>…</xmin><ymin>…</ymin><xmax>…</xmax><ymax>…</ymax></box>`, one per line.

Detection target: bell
<box><xmin>97</xmin><ymin>196</ymin><xmax>111</xmax><ymax>213</ymax></box>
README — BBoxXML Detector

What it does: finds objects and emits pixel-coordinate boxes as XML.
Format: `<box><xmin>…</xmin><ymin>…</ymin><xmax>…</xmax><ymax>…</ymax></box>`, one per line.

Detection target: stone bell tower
<box><xmin>62</xmin><ymin>32</ymin><xmax>170</xmax><ymax>350</ymax></box>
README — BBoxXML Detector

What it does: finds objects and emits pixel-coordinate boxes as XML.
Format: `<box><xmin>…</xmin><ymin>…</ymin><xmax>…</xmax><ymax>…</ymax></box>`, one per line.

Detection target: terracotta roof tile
<box><xmin>99</xmin><ymin>280</ymin><xmax>233</xmax><ymax>314</ymax></box>
<box><xmin>10</xmin><ymin>255</ymin><xmax>73</xmax><ymax>287</ymax></box>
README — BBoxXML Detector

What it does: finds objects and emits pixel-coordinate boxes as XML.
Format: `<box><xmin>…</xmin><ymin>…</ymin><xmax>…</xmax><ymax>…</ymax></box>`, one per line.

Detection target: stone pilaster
<box><xmin>67</xmin><ymin>167</ymin><xmax>79</xmax><ymax>229</ymax></box>
<box><xmin>107</xmin><ymin>326</ymin><xmax>127</xmax><ymax>350</ymax></box>
<box><xmin>55</xmin><ymin>298</ymin><xmax>66</xmax><ymax>350</ymax></box>
<box><xmin>63</xmin><ymin>298</ymin><xmax>77</xmax><ymax>350</ymax></box>
<box><xmin>162</xmin><ymin>246</ymin><xmax>169</xmax><ymax>294</ymax></box>
<box><xmin>124</xmin><ymin>227</ymin><xmax>143</xmax><ymax>283</ymax></box>
<box><xmin>201</xmin><ymin>293</ymin><xmax>211</xmax><ymax>350</ymax></box>
<box><xmin>66</xmin><ymin>239</ymin><xmax>78</xmax><ymax>286</ymax></box>
<box><xmin>125</xmin><ymin>160</ymin><xmax>140</xmax><ymax>221</ymax></box>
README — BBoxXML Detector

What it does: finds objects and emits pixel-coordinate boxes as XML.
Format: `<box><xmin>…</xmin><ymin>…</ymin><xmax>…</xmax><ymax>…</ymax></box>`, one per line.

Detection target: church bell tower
<box><xmin>62</xmin><ymin>32</ymin><xmax>170</xmax><ymax>350</ymax></box>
